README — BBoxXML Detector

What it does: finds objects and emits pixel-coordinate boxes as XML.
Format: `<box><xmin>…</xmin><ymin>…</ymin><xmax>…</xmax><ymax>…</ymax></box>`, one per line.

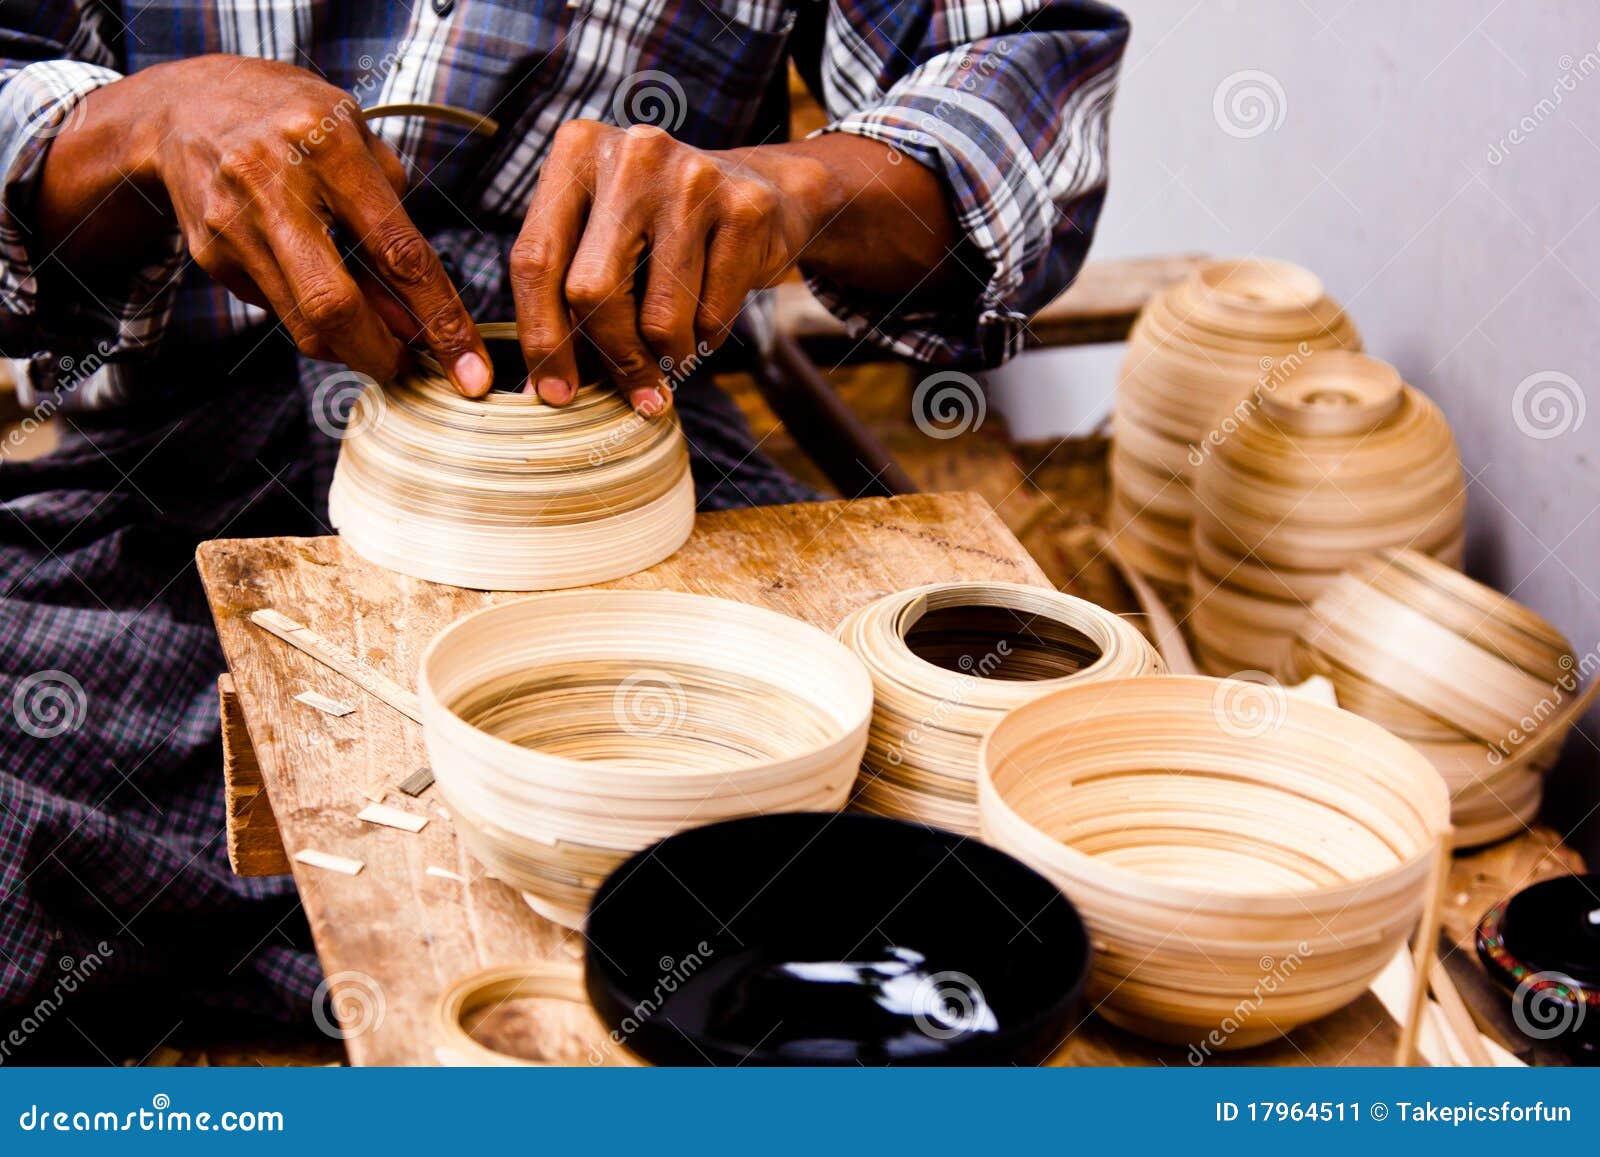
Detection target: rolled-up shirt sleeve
<box><xmin>802</xmin><ymin>0</ymin><xmax>1129</xmax><ymax>367</ymax></box>
<box><xmin>0</xmin><ymin>6</ymin><xmax>185</xmax><ymax>406</ymax></box>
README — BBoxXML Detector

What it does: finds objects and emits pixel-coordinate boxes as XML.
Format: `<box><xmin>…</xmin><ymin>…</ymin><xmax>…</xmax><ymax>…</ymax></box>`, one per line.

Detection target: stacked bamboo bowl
<box><xmin>1188</xmin><ymin>350</ymin><xmax>1465</xmax><ymax>677</ymax></box>
<box><xmin>979</xmin><ymin>676</ymin><xmax>1451</xmax><ymax>1048</ymax></box>
<box><xmin>418</xmin><ymin>590</ymin><xmax>873</xmax><ymax>928</ymax></box>
<box><xmin>329</xmin><ymin>325</ymin><xmax>695</xmax><ymax>590</ymax></box>
<box><xmin>1287</xmin><ymin>550</ymin><xmax>1581</xmax><ymax>846</ymax></box>
<box><xmin>1110</xmin><ymin>258</ymin><xmax>1362</xmax><ymax>598</ymax></box>
<box><xmin>837</xmin><ymin>582</ymin><xmax>1162</xmax><ymax>834</ymax></box>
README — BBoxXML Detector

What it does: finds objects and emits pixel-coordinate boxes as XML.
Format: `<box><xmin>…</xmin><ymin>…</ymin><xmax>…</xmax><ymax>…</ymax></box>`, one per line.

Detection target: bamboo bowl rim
<box><xmin>840</xmin><ymin>581</ymin><xmax>1161</xmax><ymax>708</ymax></box>
<box><xmin>418</xmin><ymin>589</ymin><xmax>875</xmax><ymax>781</ymax></box>
<box><xmin>978</xmin><ymin>675</ymin><xmax>1451</xmax><ymax>912</ymax></box>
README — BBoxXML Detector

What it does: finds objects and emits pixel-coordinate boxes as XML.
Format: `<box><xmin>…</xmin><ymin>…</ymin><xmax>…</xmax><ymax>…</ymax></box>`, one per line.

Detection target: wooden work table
<box><xmin>196</xmin><ymin>492</ymin><xmax>1582</xmax><ymax>1067</ymax></box>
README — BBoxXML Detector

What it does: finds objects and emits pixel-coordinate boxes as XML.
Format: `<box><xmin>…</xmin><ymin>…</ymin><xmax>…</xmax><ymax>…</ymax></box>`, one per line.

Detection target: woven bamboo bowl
<box><xmin>837</xmin><ymin>582</ymin><xmax>1162</xmax><ymax>834</ymax></box>
<box><xmin>978</xmin><ymin>675</ymin><xmax>1451</xmax><ymax>1048</ymax></box>
<box><xmin>418</xmin><ymin>590</ymin><xmax>873</xmax><ymax>927</ymax></box>
<box><xmin>1288</xmin><ymin>549</ymin><xmax>1579</xmax><ymax>846</ymax></box>
<box><xmin>1189</xmin><ymin>351</ymin><xmax>1465</xmax><ymax>678</ymax></box>
<box><xmin>1109</xmin><ymin>258</ymin><xmax>1362</xmax><ymax>599</ymax></box>
<box><xmin>329</xmin><ymin>324</ymin><xmax>695</xmax><ymax>591</ymax></box>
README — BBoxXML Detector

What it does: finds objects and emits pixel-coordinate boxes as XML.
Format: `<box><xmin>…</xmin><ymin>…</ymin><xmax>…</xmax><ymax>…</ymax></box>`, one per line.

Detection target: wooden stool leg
<box><xmin>219</xmin><ymin>673</ymin><xmax>292</xmax><ymax>877</ymax></box>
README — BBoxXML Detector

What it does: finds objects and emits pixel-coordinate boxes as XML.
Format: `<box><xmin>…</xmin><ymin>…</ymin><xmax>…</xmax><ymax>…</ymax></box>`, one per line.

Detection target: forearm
<box><xmin>36</xmin><ymin>66</ymin><xmax>170</xmax><ymax>277</ymax></box>
<box><xmin>730</xmin><ymin>133</ymin><xmax>963</xmax><ymax>296</ymax></box>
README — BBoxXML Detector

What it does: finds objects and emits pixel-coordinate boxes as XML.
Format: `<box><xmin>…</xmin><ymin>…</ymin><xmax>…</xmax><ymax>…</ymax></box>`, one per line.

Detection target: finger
<box><xmin>353</xmin><ymin>266</ymin><xmax>424</xmax><ymax>343</ymax></box>
<box><xmin>220</xmin><ymin>232</ymin><xmax>338</xmax><ymax>361</ymax></box>
<box><xmin>566</xmin><ymin>202</ymin><xmax>663</xmax><ymax>412</ymax></box>
<box><xmin>698</xmin><ymin>221</ymin><xmax>757</xmax><ymax>352</ymax></box>
<box><xmin>364</xmin><ymin>135</ymin><xmax>410</xmax><ymax>197</ymax></box>
<box><xmin>638</xmin><ymin>215</ymin><xmax>707</xmax><ymax>396</ymax></box>
<box><xmin>510</xmin><ymin>173</ymin><xmax>590</xmax><ymax>404</ymax></box>
<box><xmin>265</xmin><ymin>211</ymin><xmax>407</xmax><ymax>381</ymax></box>
<box><xmin>324</xmin><ymin>158</ymin><xmax>491</xmax><ymax>397</ymax></box>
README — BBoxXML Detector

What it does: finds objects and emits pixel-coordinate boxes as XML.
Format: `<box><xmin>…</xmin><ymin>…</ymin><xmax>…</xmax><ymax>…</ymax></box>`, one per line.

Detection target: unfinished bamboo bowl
<box><xmin>1188</xmin><ymin>351</ymin><xmax>1465</xmax><ymax>677</ymax></box>
<box><xmin>836</xmin><ymin>583</ymin><xmax>1162</xmax><ymax>834</ymax></box>
<box><xmin>418</xmin><ymin>590</ymin><xmax>873</xmax><ymax>928</ymax></box>
<box><xmin>1109</xmin><ymin>258</ymin><xmax>1362</xmax><ymax>599</ymax></box>
<box><xmin>1287</xmin><ymin>549</ymin><xmax>1579</xmax><ymax>846</ymax></box>
<box><xmin>328</xmin><ymin>324</ymin><xmax>695</xmax><ymax>591</ymax></box>
<box><xmin>978</xmin><ymin>675</ymin><xmax>1451</xmax><ymax>1048</ymax></box>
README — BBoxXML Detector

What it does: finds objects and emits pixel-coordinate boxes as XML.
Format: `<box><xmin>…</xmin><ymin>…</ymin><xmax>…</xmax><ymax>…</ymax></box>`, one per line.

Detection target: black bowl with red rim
<box><xmin>1476</xmin><ymin>873</ymin><xmax>1600</xmax><ymax>1063</ymax></box>
<box><xmin>583</xmin><ymin>812</ymin><xmax>1091</xmax><ymax>1066</ymax></box>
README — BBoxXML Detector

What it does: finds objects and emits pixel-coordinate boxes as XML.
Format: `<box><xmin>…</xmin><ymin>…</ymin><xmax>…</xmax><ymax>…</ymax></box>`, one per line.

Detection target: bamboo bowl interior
<box><xmin>838</xmin><ymin>582</ymin><xmax>1162</xmax><ymax>835</ymax></box>
<box><xmin>979</xmin><ymin>675</ymin><xmax>1451</xmax><ymax>1047</ymax></box>
<box><xmin>418</xmin><ymin>590</ymin><xmax>874</xmax><ymax>926</ymax></box>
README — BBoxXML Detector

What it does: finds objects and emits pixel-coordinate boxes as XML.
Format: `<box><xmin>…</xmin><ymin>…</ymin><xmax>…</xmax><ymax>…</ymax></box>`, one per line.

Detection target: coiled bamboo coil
<box><xmin>1287</xmin><ymin>549</ymin><xmax>1582</xmax><ymax>846</ymax></box>
<box><xmin>1188</xmin><ymin>351</ymin><xmax>1465</xmax><ymax>677</ymax></box>
<box><xmin>1109</xmin><ymin>258</ymin><xmax>1362</xmax><ymax>599</ymax></box>
<box><xmin>978</xmin><ymin>675</ymin><xmax>1451</xmax><ymax>1048</ymax></box>
<box><xmin>418</xmin><ymin>590</ymin><xmax>873</xmax><ymax>928</ymax></box>
<box><xmin>329</xmin><ymin>325</ymin><xmax>695</xmax><ymax>591</ymax></box>
<box><xmin>836</xmin><ymin>583</ymin><xmax>1162</xmax><ymax>834</ymax></box>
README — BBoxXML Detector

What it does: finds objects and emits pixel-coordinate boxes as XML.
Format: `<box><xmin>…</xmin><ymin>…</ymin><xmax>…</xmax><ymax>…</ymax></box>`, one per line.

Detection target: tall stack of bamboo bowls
<box><xmin>1187</xmin><ymin>350</ymin><xmax>1466</xmax><ymax>677</ymax></box>
<box><xmin>329</xmin><ymin>324</ymin><xmax>695</xmax><ymax>591</ymax></box>
<box><xmin>1287</xmin><ymin>549</ymin><xmax>1584</xmax><ymax>846</ymax></box>
<box><xmin>417</xmin><ymin>590</ymin><xmax>874</xmax><ymax>928</ymax></box>
<box><xmin>1110</xmin><ymin>259</ymin><xmax>1362</xmax><ymax>602</ymax></box>
<box><xmin>836</xmin><ymin>582</ymin><xmax>1162</xmax><ymax>834</ymax></box>
<box><xmin>979</xmin><ymin>675</ymin><xmax>1451</xmax><ymax>1048</ymax></box>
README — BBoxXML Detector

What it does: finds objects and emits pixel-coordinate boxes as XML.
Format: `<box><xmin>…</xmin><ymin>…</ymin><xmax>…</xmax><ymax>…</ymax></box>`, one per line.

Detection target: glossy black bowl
<box><xmin>583</xmin><ymin>812</ymin><xmax>1091</xmax><ymax>1065</ymax></box>
<box><xmin>1477</xmin><ymin>873</ymin><xmax>1600</xmax><ymax>1064</ymax></box>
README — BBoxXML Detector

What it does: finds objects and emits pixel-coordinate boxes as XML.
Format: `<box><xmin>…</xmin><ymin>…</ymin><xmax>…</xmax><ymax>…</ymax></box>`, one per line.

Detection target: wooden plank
<box><xmin>198</xmin><ymin>492</ymin><xmax>1409</xmax><ymax>1066</ymax></box>
<box><xmin>219</xmin><ymin>674</ymin><xmax>291</xmax><ymax>877</ymax></box>
<box><xmin>773</xmin><ymin>255</ymin><xmax>1210</xmax><ymax>360</ymax></box>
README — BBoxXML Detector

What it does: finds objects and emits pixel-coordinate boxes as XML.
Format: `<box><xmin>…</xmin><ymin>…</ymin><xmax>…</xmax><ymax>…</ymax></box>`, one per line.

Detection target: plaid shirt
<box><xmin>0</xmin><ymin>0</ymin><xmax>1126</xmax><ymax>1038</ymax></box>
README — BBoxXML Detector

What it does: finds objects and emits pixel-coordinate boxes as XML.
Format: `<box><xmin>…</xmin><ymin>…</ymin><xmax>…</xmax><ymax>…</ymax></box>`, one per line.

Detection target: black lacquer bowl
<box><xmin>1477</xmin><ymin>873</ymin><xmax>1600</xmax><ymax>1063</ymax></box>
<box><xmin>583</xmin><ymin>812</ymin><xmax>1091</xmax><ymax>1066</ymax></box>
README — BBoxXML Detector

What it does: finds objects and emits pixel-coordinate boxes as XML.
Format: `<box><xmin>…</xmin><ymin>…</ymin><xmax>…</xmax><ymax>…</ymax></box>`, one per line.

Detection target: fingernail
<box><xmin>538</xmin><ymin>377</ymin><xmax>574</xmax><ymax>404</ymax></box>
<box><xmin>453</xmin><ymin>351</ymin><xmax>490</xmax><ymax>396</ymax></box>
<box><xmin>634</xmin><ymin>387</ymin><xmax>667</xmax><ymax>416</ymax></box>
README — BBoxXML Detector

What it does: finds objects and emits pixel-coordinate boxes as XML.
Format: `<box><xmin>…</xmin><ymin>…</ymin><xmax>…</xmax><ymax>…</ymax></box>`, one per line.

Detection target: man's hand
<box><xmin>38</xmin><ymin>55</ymin><xmax>491</xmax><ymax>394</ymax></box>
<box><xmin>511</xmin><ymin>122</ymin><xmax>961</xmax><ymax>413</ymax></box>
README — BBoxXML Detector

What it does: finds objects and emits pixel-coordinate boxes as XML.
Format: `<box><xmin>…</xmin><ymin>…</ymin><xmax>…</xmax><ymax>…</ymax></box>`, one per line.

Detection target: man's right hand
<box><xmin>37</xmin><ymin>54</ymin><xmax>490</xmax><ymax>394</ymax></box>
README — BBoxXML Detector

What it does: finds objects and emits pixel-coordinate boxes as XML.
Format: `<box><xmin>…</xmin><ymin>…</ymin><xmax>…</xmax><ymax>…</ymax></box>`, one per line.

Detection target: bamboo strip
<box><xmin>1109</xmin><ymin>258</ymin><xmax>1362</xmax><ymax>602</ymax></box>
<box><xmin>1288</xmin><ymin>548</ymin><xmax>1586</xmax><ymax>845</ymax></box>
<box><xmin>978</xmin><ymin>675</ymin><xmax>1450</xmax><ymax>1048</ymax></box>
<box><xmin>251</xmin><ymin>609</ymin><xmax>423</xmax><ymax>722</ymax></box>
<box><xmin>328</xmin><ymin>325</ymin><xmax>695</xmax><ymax>591</ymax></box>
<box><xmin>836</xmin><ymin>583</ymin><xmax>1161</xmax><ymax>834</ymax></box>
<box><xmin>418</xmin><ymin>589</ymin><xmax>873</xmax><ymax>927</ymax></box>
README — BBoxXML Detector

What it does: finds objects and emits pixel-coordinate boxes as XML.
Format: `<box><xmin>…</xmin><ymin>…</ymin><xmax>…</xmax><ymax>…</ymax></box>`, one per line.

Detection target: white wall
<box><xmin>1066</xmin><ymin>0</ymin><xmax>1599</xmax><ymax>844</ymax></box>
